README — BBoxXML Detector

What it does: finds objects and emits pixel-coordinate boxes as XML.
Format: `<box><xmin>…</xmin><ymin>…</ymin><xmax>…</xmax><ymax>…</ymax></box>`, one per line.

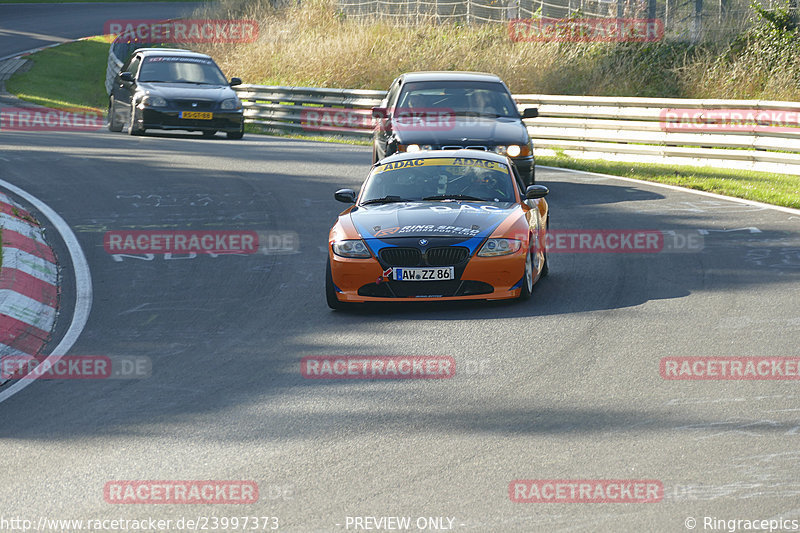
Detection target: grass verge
<box><xmin>5</xmin><ymin>36</ymin><xmax>111</xmax><ymax>112</ymax></box>
<box><xmin>537</xmin><ymin>155</ymin><xmax>800</xmax><ymax>209</ymax></box>
<box><xmin>191</xmin><ymin>0</ymin><xmax>800</xmax><ymax>101</ymax></box>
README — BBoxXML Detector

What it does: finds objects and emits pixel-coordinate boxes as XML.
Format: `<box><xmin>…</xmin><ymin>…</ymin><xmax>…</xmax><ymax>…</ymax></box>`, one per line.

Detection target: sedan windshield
<box><xmin>138</xmin><ymin>56</ymin><xmax>229</xmax><ymax>85</ymax></box>
<box><xmin>395</xmin><ymin>81</ymin><xmax>520</xmax><ymax>118</ymax></box>
<box><xmin>361</xmin><ymin>157</ymin><xmax>516</xmax><ymax>203</ymax></box>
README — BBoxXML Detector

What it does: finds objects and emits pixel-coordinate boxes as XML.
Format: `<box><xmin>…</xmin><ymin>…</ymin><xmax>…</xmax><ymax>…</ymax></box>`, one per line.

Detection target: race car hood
<box><xmin>350</xmin><ymin>201</ymin><xmax>517</xmax><ymax>253</ymax></box>
<box><xmin>138</xmin><ymin>83</ymin><xmax>238</xmax><ymax>101</ymax></box>
<box><xmin>392</xmin><ymin>116</ymin><xmax>528</xmax><ymax>146</ymax></box>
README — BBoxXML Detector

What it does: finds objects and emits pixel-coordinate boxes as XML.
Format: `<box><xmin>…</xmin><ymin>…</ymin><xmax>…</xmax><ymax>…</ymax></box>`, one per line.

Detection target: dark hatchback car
<box><xmin>372</xmin><ymin>72</ymin><xmax>538</xmax><ymax>185</ymax></box>
<box><xmin>108</xmin><ymin>48</ymin><xmax>244</xmax><ymax>139</ymax></box>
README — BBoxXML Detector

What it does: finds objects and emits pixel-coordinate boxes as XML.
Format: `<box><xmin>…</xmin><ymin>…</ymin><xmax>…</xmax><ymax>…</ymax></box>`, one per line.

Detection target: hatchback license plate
<box><xmin>393</xmin><ymin>267</ymin><xmax>454</xmax><ymax>281</ymax></box>
<box><xmin>180</xmin><ymin>111</ymin><xmax>212</xmax><ymax>120</ymax></box>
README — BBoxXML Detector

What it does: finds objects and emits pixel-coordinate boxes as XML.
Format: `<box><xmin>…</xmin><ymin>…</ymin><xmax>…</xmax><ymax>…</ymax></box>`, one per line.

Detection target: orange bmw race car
<box><xmin>326</xmin><ymin>149</ymin><xmax>549</xmax><ymax>308</ymax></box>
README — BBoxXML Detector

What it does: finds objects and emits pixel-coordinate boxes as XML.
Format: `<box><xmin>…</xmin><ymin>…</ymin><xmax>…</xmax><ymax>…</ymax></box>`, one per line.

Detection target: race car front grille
<box><xmin>380</xmin><ymin>247</ymin><xmax>422</xmax><ymax>266</ymax></box>
<box><xmin>426</xmin><ymin>247</ymin><xmax>469</xmax><ymax>266</ymax></box>
<box><xmin>442</xmin><ymin>145</ymin><xmax>488</xmax><ymax>151</ymax></box>
<box><xmin>380</xmin><ymin>246</ymin><xmax>469</xmax><ymax>267</ymax></box>
<box><xmin>174</xmin><ymin>100</ymin><xmax>215</xmax><ymax>110</ymax></box>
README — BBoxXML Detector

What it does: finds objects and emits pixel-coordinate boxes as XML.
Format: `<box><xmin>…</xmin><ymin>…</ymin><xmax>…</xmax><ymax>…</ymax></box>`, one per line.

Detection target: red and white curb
<box><xmin>0</xmin><ymin>192</ymin><xmax>59</xmax><ymax>385</ymax></box>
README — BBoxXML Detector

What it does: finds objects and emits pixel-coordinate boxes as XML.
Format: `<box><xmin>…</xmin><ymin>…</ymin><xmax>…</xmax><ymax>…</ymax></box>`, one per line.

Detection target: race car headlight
<box><xmin>220</xmin><ymin>98</ymin><xmax>241</xmax><ymax>110</ymax></box>
<box><xmin>142</xmin><ymin>95</ymin><xmax>167</xmax><ymax>108</ymax></box>
<box><xmin>398</xmin><ymin>144</ymin><xmax>433</xmax><ymax>152</ymax></box>
<box><xmin>493</xmin><ymin>145</ymin><xmax>531</xmax><ymax>157</ymax></box>
<box><xmin>477</xmin><ymin>238</ymin><xmax>522</xmax><ymax>257</ymax></box>
<box><xmin>332</xmin><ymin>239</ymin><xmax>372</xmax><ymax>258</ymax></box>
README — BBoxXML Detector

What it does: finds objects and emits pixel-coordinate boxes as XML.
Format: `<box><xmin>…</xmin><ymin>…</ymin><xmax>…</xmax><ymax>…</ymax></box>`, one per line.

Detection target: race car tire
<box><xmin>129</xmin><ymin>106</ymin><xmax>145</xmax><ymax>136</ymax></box>
<box><xmin>227</xmin><ymin>123</ymin><xmax>244</xmax><ymax>140</ymax></box>
<box><xmin>108</xmin><ymin>98</ymin><xmax>122</xmax><ymax>132</ymax></box>
<box><xmin>540</xmin><ymin>218</ymin><xmax>549</xmax><ymax>278</ymax></box>
<box><xmin>326</xmin><ymin>258</ymin><xmax>347</xmax><ymax>310</ymax></box>
<box><xmin>518</xmin><ymin>249</ymin><xmax>534</xmax><ymax>301</ymax></box>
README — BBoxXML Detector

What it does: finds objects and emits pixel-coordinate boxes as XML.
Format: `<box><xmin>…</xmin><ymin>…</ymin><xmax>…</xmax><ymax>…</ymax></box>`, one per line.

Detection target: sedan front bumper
<box><xmin>139</xmin><ymin>108</ymin><xmax>243</xmax><ymax>133</ymax></box>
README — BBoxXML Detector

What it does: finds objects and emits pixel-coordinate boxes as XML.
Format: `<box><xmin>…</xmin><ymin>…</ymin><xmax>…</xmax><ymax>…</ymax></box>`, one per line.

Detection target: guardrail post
<box><xmin>693</xmin><ymin>0</ymin><xmax>703</xmax><ymax>41</ymax></box>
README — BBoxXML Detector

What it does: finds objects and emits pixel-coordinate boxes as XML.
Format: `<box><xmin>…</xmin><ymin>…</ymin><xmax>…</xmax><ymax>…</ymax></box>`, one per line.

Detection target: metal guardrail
<box><xmin>234</xmin><ymin>84</ymin><xmax>800</xmax><ymax>175</ymax></box>
<box><xmin>105</xmin><ymin>44</ymin><xmax>800</xmax><ymax>175</ymax></box>
<box><xmin>235</xmin><ymin>84</ymin><xmax>386</xmax><ymax>137</ymax></box>
<box><xmin>516</xmin><ymin>95</ymin><xmax>800</xmax><ymax>174</ymax></box>
<box><xmin>105</xmin><ymin>46</ymin><xmax>124</xmax><ymax>95</ymax></box>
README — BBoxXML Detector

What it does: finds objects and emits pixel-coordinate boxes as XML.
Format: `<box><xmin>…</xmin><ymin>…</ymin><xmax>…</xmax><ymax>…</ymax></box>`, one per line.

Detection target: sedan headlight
<box><xmin>397</xmin><ymin>144</ymin><xmax>433</xmax><ymax>152</ymax></box>
<box><xmin>478</xmin><ymin>238</ymin><xmax>522</xmax><ymax>257</ymax></box>
<box><xmin>332</xmin><ymin>239</ymin><xmax>372</xmax><ymax>258</ymax></box>
<box><xmin>493</xmin><ymin>145</ymin><xmax>531</xmax><ymax>157</ymax></box>
<box><xmin>142</xmin><ymin>95</ymin><xmax>167</xmax><ymax>108</ymax></box>
<box><xmin>220</xmin><ymin>98</ymin><xmax>242</xmax><ymax>111</ymax></box>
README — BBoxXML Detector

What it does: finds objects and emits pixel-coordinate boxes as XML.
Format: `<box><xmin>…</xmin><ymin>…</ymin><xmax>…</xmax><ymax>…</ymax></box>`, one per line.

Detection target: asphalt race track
<box><xmin>0</xmin><ymin>3</ymin><xmax>201</xmax><ymax>59</ymax></box>
<box><xmin>1</xmin><ymin>5</ymin><xmax>800</xmax><ymax>533</ymax></box>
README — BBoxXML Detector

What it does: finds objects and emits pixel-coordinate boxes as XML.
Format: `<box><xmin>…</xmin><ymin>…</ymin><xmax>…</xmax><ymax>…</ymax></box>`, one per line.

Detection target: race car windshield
<box><xmin>139</xmin><ymin>56</ymin><xmax>229</xmax><ymax>85</ymax></box>
<box><xmin>362</xmin><ymin>158</ymin><xmax>516</xmax><ymax>203</ymax></box>
<box><xmin>395</xmin><ymin>81</ymin><xmax>519</xmax><ymax>118</ymax></box>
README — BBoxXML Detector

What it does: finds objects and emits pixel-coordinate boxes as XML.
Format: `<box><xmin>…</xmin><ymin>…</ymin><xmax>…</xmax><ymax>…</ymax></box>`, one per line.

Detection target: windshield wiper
<box><xmin>360</xmin><ymin>195</ymin><xmax>412</xmax><ymax>205</ymax></box>
<box><xmin>422</xmin><ymin>194</ymin><xmax>488</xmax><ymax>202</ymax></box>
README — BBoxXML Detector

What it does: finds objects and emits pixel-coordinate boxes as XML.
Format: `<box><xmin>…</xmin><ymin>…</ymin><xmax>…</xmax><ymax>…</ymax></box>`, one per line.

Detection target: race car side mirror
<box><xmin>229</xmin><ymin>77</ymin><xmax>242</xmax><ymax>87</ymax></box>
<box><xmin>119</xmin><ymin>72</ymin><xmax>134</xmax><ymax>82</ymax></box>
<box><xmin>525</xmin><ymin>185</ymin><xmax>549</xmax><ymax>199</ymax></box>
<box><xmin>521</xmin><ymin>107</ymin><xmax>538</xmax><ymax>119</ymax></box>
<box><xmin>372</xmin><ymin>107</ymin><xmax>387</xmax><ymax>119</ymax></box>
<box><xmin>335</xmin><ymin>189</ymin><xmax>356</xmax><ymax>203</ymax></box>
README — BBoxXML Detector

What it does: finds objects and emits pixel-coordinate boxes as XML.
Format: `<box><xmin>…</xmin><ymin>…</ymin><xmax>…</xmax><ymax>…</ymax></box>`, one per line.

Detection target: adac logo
<box><xmin>374</xmin><ymin>227</ymin><xmax>400</xmax><ymax>237</ymax></box>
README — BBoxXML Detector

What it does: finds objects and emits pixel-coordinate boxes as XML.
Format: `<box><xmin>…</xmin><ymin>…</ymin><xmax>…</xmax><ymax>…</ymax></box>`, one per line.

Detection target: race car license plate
<box><xmin>393</xmin><ymin>267</ymin><xmax>454</xmax><ymax>281</ymax></box>
<box><xmin>180</xmin><ymin>111</ymin><xmax>212</xmax><ymax>120</ymax></box>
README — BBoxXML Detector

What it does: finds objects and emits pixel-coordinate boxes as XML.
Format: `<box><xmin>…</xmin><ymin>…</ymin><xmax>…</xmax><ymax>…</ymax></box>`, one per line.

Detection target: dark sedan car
<box><xmin>108</xmin><ymin>48</ymin><xmax>244</xmax><ymax>139</ymax></box>
<box><xmin>372</xmin><ymin>71</ymin><xmax>538</xmax><ymax>185</ymax></box>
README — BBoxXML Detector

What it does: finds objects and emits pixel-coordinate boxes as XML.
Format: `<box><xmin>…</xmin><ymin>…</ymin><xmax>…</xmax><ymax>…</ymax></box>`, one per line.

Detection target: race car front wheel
<box><xmin>108</xmin><ymin>98</ymin><xmax>122</xmax><ymax>132</ymax></box>
<box><xmin>227</xmin><ymin>121</ymin><xmax>244</xmax><ymax>140</ymax></box>
<box><xmin>518</xmin><ymin>250</ymin><xmax>534</xmax><ymax>301</ymax></box>
<box><xmin>128</xmin><ymin>106</ymin><xmax>145</xmax><ymax>136</ymax></box>
<box><xmin>539</xmin><ymin>219</ymin><xmax>549</xmax><ymax>278</ymax></box>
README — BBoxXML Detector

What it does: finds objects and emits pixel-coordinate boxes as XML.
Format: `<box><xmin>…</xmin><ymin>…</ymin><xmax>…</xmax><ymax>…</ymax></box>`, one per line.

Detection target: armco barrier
<box><xmin>234</xmin><ymin>84</ymin><xmax>386</xmax><ymax>137</ymax></box>
<box><xmin>233</xmin><ymin>84</ymin><xmax>800</xmax><ymax>175</ymax></box>
<box><xmin>104</xmin><ymin>44</ymin><xmax>800</xmax><ymax>174</ymax></box>
<box><xmin>515</xmin><ymin>94</ymin><xmax>800</xmax><ymax>175</ymax></box>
